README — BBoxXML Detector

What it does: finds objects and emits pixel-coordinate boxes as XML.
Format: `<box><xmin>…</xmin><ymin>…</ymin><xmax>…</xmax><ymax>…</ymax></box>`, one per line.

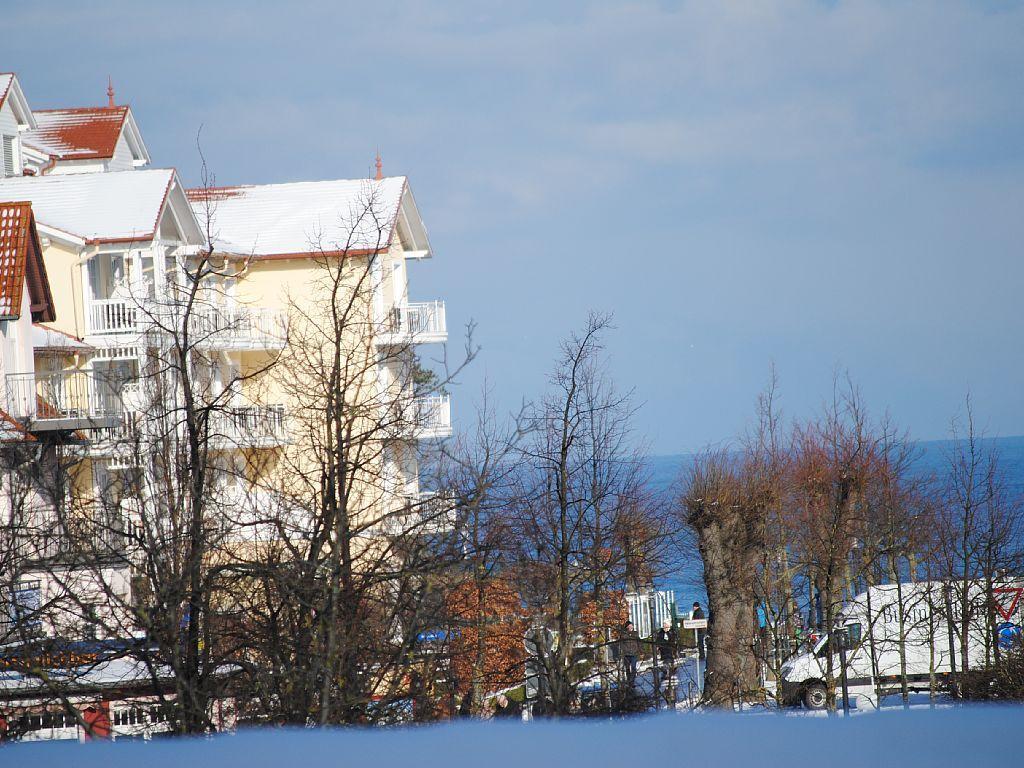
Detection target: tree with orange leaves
<box><xmin>446</xmin><ymin>578</ymin><xmax>526</xmax><ymax>710</ymax></box>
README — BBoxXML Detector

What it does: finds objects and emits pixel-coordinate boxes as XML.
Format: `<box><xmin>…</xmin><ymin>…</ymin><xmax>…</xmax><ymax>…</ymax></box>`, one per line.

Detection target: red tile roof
<box><xmin>0</xmin><ymin>202</ymin><xmax>56</xmax><ymax>322</ymax></box>
<box><xmin>0</xmin><ymin>407</ymin><xmax>35</xmax><ymax>443</ymax></box>
<box><xmin>186</xmin><ymin>186</ymin><xmax>246</xmax><ymax>202</ymax></box>
<box><xmin>24</xmin><ymin>106</ymin><xmax>129</xmax><ymax>160</ymax></box>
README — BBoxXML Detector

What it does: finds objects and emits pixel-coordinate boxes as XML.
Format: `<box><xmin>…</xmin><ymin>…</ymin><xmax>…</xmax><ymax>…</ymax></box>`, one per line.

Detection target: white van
<box><xmin>779</xmin><ymin>580</ymin><xmax>1023</xmax><ymax>710</ymax></box>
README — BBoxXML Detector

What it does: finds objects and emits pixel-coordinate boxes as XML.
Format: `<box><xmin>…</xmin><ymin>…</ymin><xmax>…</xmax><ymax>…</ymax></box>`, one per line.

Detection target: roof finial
<box><xmin>107</xmin><ymin>76</ymin><xmax>115</xmax><ymax>108</ymax></box>
<box><xmin>375</xmin><ymin>150</ymin><xmax>383</xmax><ymax>181</ymax></box>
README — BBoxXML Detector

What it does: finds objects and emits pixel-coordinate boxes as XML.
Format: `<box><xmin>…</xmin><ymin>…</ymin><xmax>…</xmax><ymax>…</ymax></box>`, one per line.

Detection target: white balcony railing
<box><xmin>2</xmin><ymin>511</ymin><xmax>136</xmax><ymax>563</ymax></box>
<box><xmin>87</xmin><ymin>297</ymin><xmax>138</xmax><ymax>335</ymax></box>
<box><xmin>413</xmin><ymin>394</ymin><xmax>451</xmax><ymax>439</ymax></box>
<box><xmin>378</xmin><ymin>301</ymin><xmax>447</xmax><ymax>346</ymax></box>
<box><xmin>5</xmin><ymin>370</ymin><xmax>122</xmax><ymax>429</ymax></box>
<box><xmin>86</xmin><ymin>298</ymin><xmax>287</xmax><ymax>350</ymax></box>
<box><xmin>209</xmin><ymin>405</ymin><xmax>289</xmax><ymax>449</ymax></box>
<box><xmin>174</xmin><ymin>305</ymin><xmax>288</xmax><ymax>350</ymax></box>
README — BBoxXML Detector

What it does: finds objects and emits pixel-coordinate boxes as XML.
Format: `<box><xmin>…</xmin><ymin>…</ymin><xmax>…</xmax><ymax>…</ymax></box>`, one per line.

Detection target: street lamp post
<box><xmin>648</xmin><ymin>592</ymin><xmax>659</xmax><ymax>707</ymax></box>
<box><xmin>834</xmin><ymin>628</ymin><xmax>851</xmax><ymax>716</ymax></box>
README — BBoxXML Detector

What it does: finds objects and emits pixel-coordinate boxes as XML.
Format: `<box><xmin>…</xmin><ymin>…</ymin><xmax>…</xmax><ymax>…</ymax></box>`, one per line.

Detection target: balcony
<box><xmin>377</xmin><ymin>301</ymin><xmax>447</xmax><ymax>346</ymax></box>
<box><xmin>86</xmin><ymin>298</ymin><xmax>287</xmax><ymax>351</ymax></box>
<box><xmin>5</xmin><ymin>371</ymin><xmax>122</xmax><ymax>431</ymax></box>
<box><xmin>87</xmin><ymin>297</ymin><xmax>139</xmax><ymax>335</ymax></box>
<box><xmin>2</xmin><ymin>513</ymin><xmax>135</xmax><ymax>564</ymax></box>
<box><xmin>377</xmin><ymin>491</ymin><xmax>455</xmax><ymax>537</ymax></box>
<box><xmin>209</xmin><ymin>404</ymin><xmax>289</xmax><ymax>449</ymax></box>
<box><xmin>177</xmin><ymin>305</ymin><xmax>287</xmax><ymax>351</ymax></box>
<box><xmin>412</xmin><ymin>394</ymin><xmax>451</xmax><ymax>439</ymax></box>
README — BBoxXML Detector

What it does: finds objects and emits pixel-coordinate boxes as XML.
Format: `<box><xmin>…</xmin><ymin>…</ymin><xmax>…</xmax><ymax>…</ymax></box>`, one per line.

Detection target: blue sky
<box><xmin>7</xmin><ymin>1</ymin><xmax>1023</xmax><ymax>453</ymax></box>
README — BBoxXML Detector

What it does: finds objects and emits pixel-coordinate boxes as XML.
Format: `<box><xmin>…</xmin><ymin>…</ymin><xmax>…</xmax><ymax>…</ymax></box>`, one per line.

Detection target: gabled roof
<box><xmin>0</xmin><ymin>202</ymin><xmax>55</xmax><ymax>322</ymax></box>
<box><xmin>0</xmin><ymin>74</ymin><xmax>13</xmax><ymax>108</ymax></box>
<box><xmin>0</xmin><ymin>169</ymin><xmax>200</xmax><ymax>245</ymax></box>
<box><xmin>23</xmin><ymin>105</ymin><xmax>150</xmax><ymax>165</ymax></box>
<box><xmin>187</xmin><ymin>176</ymin><xmax>428</xmax><ymax>258</ymax></box>
<box><xmin>0</xmin><ymin>74</ymin><xmax>36</xmax><ymax>130</ymax></box>
<box><xmin>23</xmin><ymin>106</ymin><xmax>127</xmax><ymax>159</ymax></box>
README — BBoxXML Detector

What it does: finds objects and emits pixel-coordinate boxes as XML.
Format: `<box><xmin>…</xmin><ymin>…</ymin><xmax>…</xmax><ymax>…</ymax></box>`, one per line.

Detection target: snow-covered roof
<box><xmin>0</xmin><ymin>73</ymin><xmax>36</xmax><ymax>130</ymax></box>
<box><xmin>0</xmin><ymin>656</ymin><xmax>176</xmax><ymax>695</ymax></box>
<box><xmin>187</xmin><ymin>176</ymin><xmax>421</xmax><ymax>258</ymax></box>
<box><xmin>0</xmin><ymin>169</ymin><xmax>196</xmax><ymax>245</ymax></box>
<box><xmin>23</xmin><ymin>107</ymin><xmax>127</xmax><ymax>159</ymax></box>
<box><xmin>0</xmin><ymin>74</ymin><xmax>13</xmax><ymax>108</ymax></box>
<box><xmin>33</xmin><ymin>323</ymin><xmax>92</xmax><ymax>353</ymax></box>
<box><xmin>22</xmin><ymin>105</ymin><xmax>150</xmax><ymax>167</ymax></box>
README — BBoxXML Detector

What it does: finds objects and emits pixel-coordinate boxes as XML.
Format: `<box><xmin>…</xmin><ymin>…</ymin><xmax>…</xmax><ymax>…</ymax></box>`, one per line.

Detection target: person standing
<box><xmin>618</xmin><ymin>621</ymin><xmax>640</xmax><ymax>686</ymax></box>
<box><xmin>691</xmin><ymin>601</ymin><xmax>706</xmax><ymax>660</ymax></box>
<box><xmin>655</xmin><ymin>618</ymin><xmax>677</xmax><ymax>682</ymax></box>
<box><xmin>492</xmin><ymin>693</ymin><xmax>518</xmax><ymax>719</ymax></box>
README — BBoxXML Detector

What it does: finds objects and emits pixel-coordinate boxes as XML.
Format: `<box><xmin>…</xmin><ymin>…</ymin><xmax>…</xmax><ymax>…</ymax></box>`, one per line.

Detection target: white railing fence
<box><xmin>384</xmin><ymin>301</ymin><xmax>446</xmax><ymax>341</ymax></box>
<box><xmin>87</xmin><ymin>298</ymin><xmax>137</xmax><ymax>335</ymax></box>
<box><xmin>209</xmin><ymin>404</ymin><xmax>287</xmax><ymax>446</ymax></box>
<box><xmin>413</xmin><ymin>393</ymin><xmax>451</xmax><ymax>437</ymax></box>
<box><xmin>86</xmin><ymin>298</ymin><xmax>287</xmax><ymax>347</ymax></box>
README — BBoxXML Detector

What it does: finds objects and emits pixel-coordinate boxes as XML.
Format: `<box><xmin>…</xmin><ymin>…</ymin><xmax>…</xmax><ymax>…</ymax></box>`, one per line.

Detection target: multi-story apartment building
<box><xmin>0</xmin><ymin>201</ymin><xmax>159</xmax><ymax>741</ymax></box>
<box><xmin>0</xmin><ymin>72</ymin><xmax>450</xmax><ymax>739</ymax></box>
<box><xmin>2</xmin><ymin>72</ymin><xmax>445</xmax><ymax>520</ymax></box>
<box><xmin>187</xmin><ymin>173</ymin><xmax>448</xmax><ymax>514</ymax></box>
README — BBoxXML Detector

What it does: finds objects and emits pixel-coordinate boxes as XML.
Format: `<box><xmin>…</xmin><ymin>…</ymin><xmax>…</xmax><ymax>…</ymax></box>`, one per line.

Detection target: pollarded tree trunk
<box><xmin>684</xmin><ymin>453</ymin><xmax>764</xmax><ymax>708</ymax></box>
<box><xmin>693</xmin><ymin>506</ymin><xmax>761</xmax><ymax>706</ymax></box>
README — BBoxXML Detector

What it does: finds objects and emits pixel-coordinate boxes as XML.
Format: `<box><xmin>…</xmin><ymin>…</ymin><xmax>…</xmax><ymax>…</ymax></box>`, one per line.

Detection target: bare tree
<box><xmin>438</xmin><ymin>387</ymin><xmax>527</xmax><ymax>716</ymax></box>
<box><xmin>930</xmin><ymin>396</ymin><xmax>1024</xmax><ymax>694</ymax></box>
<box><xmin>216</xmin><ymin>181</ymin><xmax>476</xmax><ymax>726</ymax></box>
<box><xmin>508</xmin><ymin>314</ymin><xmax>667</xmax><ymax>716</ymax></box>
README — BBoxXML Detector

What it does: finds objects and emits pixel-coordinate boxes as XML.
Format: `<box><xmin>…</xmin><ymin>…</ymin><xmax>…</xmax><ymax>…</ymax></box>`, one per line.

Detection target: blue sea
<box><xmin>645</xmin><ymin>435</ymin><xmax>1024</xmax><ymax>605</ymax></box>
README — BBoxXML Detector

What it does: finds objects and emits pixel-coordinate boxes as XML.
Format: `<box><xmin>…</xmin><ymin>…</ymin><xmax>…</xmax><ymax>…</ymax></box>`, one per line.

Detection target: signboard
<box><xmin>682</xmin><ymin>619</ymin><xmax>707</xmax><ymax>630</ymax></box>
<box><xmin>415</xmin><ymin>629</ymin><xmax>458</xmax><ymax>644</ymax></box>
<box><xmin>993</xmin><ymin>586</ymin><xmax>1022</xmax><ymax>622</ymax></box>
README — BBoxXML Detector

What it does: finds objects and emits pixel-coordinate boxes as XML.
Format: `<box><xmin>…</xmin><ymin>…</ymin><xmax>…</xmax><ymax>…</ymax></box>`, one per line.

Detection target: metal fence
<box><xmin>5</xmin><ymin>370</ymin><xmax>122</xmax><ymax>422</ymax></box>
<box><xmin>626</xmin><ymin>590</ymin><xmax>677</xmax><ymax>639</ymax></box>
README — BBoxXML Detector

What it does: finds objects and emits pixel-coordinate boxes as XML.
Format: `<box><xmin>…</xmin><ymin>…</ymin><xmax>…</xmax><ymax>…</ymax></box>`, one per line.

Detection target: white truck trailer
<box><xmin>779</xmin><ymin>580</ymin><xmax>1023</xmax><ymax>709</ymax></box>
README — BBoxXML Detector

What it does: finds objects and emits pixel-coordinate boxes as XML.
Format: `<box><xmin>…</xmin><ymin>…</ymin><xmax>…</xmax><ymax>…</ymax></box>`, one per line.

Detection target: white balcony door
<box><xmin>391</xmin><ymin>259</ymin><xmax>407</xmax><ymax>306</ymax></box>
<box><xmin>88</xmin><ymin>250</ymin><xmax>153</xmax><ymax>302</ymax></box>
<box><xmin>93</xmin><ymin>359</ymin><xmax>137</xmax><ymax>414</ymax></box>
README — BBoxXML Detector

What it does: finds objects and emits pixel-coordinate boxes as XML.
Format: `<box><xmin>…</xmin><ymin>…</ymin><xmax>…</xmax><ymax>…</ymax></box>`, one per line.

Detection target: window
<box><xmin>1</xmin><ymin>135</ymin><xmax>16</xmax><ymax>177</ymax></box>
<box><xmin>846</xmin><ymin>622</ymin><xmax>862</xmax><ymax>647</ymax></box>
<box><xmin>9</xmin><ymin>580</ymin><xmax>42</xmax><ymax>630</ymax></box>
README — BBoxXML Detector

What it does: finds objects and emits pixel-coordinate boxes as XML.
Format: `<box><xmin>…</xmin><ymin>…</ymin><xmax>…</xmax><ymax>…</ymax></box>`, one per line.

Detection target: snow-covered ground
<box><xmin>7</xmin><ymin>706</ymin><xmax>1021</xmax><ymax>767</ymax></box>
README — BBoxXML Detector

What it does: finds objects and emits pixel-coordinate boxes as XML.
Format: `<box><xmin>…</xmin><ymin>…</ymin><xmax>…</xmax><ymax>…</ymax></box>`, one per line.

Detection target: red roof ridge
<box><xmin>186</xmin><ymin>185</ymin><xmax>252</xmax><ymax>201</ymax></box>
<box><xmin>34</xmin><ymin>105</ymin><xmax>129</xmax><ymax>115</ymax></box>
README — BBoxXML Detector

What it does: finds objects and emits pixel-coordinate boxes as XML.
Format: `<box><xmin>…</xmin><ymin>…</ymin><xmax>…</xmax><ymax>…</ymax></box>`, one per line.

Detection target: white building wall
<box><xmin>46</xmin><ymin>159</ymin><xmax>109</xmax><ymax>175</ymax></box>
<box><xmin>108</xmin><ymin>132</ymin><xmax>135</xmax><ymax>171</ymax></box>
<box><xmin>0</xmin><ymin>99</ymin><xmax>22</xmax><ymax>177</ymax></box>
<box><xmin>1</xmin><ymin>284</ymin><xmax>39</xmax><ymax>412</ymax></box>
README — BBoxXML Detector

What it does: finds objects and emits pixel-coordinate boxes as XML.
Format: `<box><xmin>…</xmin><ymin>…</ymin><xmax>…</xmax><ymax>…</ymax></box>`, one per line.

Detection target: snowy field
<box><xmin>8</xmin><ymin>707</ymin><xmax>1022</xmax><ymax>767</ymax></box>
